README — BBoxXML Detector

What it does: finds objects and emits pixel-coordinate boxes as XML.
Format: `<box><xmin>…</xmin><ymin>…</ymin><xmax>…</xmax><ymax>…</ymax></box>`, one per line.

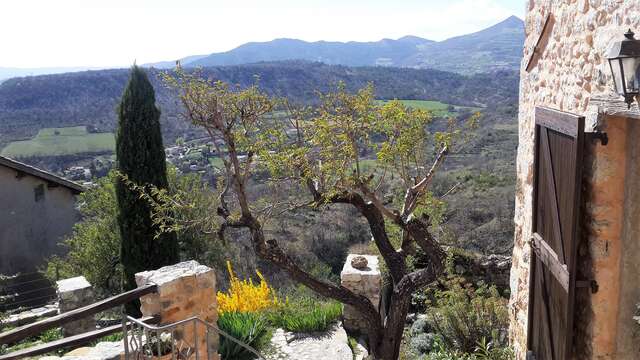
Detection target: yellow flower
<box><xmin>217</xmin><ymin>261</ymin><xmax>278</xmax><ymax>314</ymax></box>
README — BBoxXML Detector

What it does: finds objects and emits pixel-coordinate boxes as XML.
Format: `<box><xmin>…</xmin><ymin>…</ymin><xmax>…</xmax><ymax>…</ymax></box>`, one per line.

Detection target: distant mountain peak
<box><xmin>396</xmin><ymin>35</ymin><xmax>433</xmax><ymax>44</ymax></box>
<box><xmin>490</xmin><ymin>15</ymin><xmax>525</xmax><ymax>29</ymax></box>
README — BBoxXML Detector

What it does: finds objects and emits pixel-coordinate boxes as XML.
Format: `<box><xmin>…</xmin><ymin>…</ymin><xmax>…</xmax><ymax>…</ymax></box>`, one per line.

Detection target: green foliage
<box><xmin>266</xmin><ymin>293</ymin><xmax>342</xmax><ymax>333</ymax></box>
<box><xmin>116</xmin><ymin>65</ymin><xmax>178</xmax><ymax>313</ymax></box>
<box><xmin>473</xmin><ymin>338</ymin><xmax>513</xmax><ymax>360</ymax></box>
<box><xmin>253</xmin><ymin>81</ymin><xmax>476</xmax><ymax>203</ymax></box>
<box><xmin>348</xmin><ymin>336</ymin><xmax>361</xmax><ymax>360</ymax></box>
<box><xmin>420</xmin><ymin>338</ymin><xmax>513</xmax><ymax>360</ymax></box>
<box><xmin>46</xmin><ymin>168</ymin><xmax>222</xmax><ymax>295</ymax></box>
<box><xmin>1</xmin><ymin>126</ymin><xmax>114</xmax><ymax>158</ymax></box>
<box><xmin>217</xmin><ymin>312</ymin><xmax>271</xmax><ymax>360</ymax></box>
<box><xmin>425</xmin><ymin>279</ymin><xmax>509</xmax><ymax>354</ymax></box>
<box><xmin>46</xmin><ymin>171</ymin><xmax>121</xmax><ymax>291</ymax></box>
<box><xmin>0</xmin><ymin>327</ymin><xmax>63</xmax><ymax>356</ymax></box>
<box><xmin>375</xmin><ymin>100</ymin><xmax>480</xmax><ymax>117</ymax></box>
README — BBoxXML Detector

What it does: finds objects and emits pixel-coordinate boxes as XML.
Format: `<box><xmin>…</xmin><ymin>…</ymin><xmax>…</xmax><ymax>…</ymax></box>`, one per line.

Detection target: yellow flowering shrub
<box><xmin>217</xmin><ymin>261</ymin><xmax>279</xmax><ymax>314</ymax></box>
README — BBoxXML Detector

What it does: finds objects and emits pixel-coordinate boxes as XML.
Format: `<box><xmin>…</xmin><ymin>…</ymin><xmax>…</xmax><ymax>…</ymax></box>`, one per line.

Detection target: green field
<box><xmin>1</xmin><ymin>126</ymin><xmax>115</xmax><ymax>157</ymax></box>
<box><xmin>375</xmin><ymin>99</ymin><xmax>481</xmax><ymax>116</ymax></box>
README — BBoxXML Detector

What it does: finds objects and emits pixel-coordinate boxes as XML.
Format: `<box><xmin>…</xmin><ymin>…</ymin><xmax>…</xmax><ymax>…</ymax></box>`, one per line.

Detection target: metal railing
<box><xmin>124</xmin><ymin>315</ymin><xmax>265</xmax><ymax>360</ymax></box>
<box><xmin>0</xmin><ymin>284</ymin><xmax>158</xmax><ymax>360</ymax></box>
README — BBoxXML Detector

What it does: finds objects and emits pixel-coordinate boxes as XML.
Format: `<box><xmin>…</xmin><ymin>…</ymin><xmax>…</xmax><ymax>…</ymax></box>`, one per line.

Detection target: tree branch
<box><xmin>313</xmin><ymin>190</ymin><xmax>406</xmax><ymax>283</ymax></box>
<box><xmin>401</xmin><ymin>145</ymin><xmax>448</xmax><ymax>219</ymax></box>
<box><xmin>401</xmin><ymin>216</ymin><xmax>446</xmax><ymax>288</ymax></box>
<box><xmin>240</xmin><ymin>214</ymin><xmax>383</xmax><ymax>333</ymax></box>
<box><xmin>356</xmin><ymin>178</ymin><xmax>401</xmax><ymax>224</ymax></box>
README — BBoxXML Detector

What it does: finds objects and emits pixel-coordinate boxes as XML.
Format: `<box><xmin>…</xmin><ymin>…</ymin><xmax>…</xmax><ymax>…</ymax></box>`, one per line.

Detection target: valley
<box><xmin>0</xmin><ymin>126</ymin><xmax>115</xmax><ymax>158</ymax></box>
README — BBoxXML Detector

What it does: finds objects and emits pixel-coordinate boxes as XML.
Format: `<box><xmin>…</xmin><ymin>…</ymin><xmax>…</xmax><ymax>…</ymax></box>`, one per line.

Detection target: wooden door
<box><xmin>527</xmin><ymin>107</ymin><xmax>585</xmax><ymax>360</ymax></box>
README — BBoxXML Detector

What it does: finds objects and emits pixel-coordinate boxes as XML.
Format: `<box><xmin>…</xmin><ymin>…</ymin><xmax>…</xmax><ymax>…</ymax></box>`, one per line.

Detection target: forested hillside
<box><xmin>0</xmin><ymin>61</ymin><xmax>518</xmax><ymax>256</ymax></box>
<box><xmin>0</xmin><ymin>61</ymin><xmax>518</xmax><ymax>146</ymax></box>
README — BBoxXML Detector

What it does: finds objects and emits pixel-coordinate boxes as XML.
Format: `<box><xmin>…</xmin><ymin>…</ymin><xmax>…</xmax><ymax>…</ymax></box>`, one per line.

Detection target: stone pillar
<box><xmin>340</xmin><ymin>254</ymin><xmax>381</xmax><ymax>334</ymax></box>
<box><xmin>135</xmin><ymin>260</ymin><xmax>219</xmax><ymax>360</ymax></box>
<box><xmin>56</xmin><ymin>276</ymin><xmax>95</xmax><ymax>336</ymax></box>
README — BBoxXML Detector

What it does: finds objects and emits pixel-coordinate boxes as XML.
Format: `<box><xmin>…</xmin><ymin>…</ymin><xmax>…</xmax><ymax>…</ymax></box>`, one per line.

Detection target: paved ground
<box><xmin>38</xmin><ymin>324</ymin><xmax>353</xmax><ymax>360</ymax></box>
<box><xmin>266</xmin><ymin>323</ymin><xmax>353</xmax><ymax>360</ymax></box>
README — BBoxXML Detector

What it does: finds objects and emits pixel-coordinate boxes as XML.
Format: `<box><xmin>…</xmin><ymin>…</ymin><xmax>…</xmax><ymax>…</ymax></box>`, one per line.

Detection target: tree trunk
<box><xmin>369</xmin><ymin>293</ymin><xmax>411</xmax><ymax>359</ymax></box>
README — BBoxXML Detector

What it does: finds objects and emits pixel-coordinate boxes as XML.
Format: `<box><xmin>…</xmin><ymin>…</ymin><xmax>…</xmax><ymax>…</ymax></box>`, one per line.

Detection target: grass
<box><xmin>208</xmin><ymin>157</ymin><xmax>225</xmax><ymax>168</ymax></box>
<box><xmin>0</xmin><ymin>327</ymin><xmax>63</xmax><ymax>355</ymax></box>
<box><xmin>0</xmin><ymin>126</ymin><xmax>115</xmax><ymax>157</ymax></box>
<box><xmin>217</xmin><ymin>312</ymin><xmax>272</xmax><ymax>360</ymax></box>
<box><xmin>375</xmin><ymin>99</ymin><xmax>481</xmax><ymax>116</ymax></box>
<box><xmin>266</xmin><ymin>295</ymin><xmax>342</xmax><ymax>333</ymax></box>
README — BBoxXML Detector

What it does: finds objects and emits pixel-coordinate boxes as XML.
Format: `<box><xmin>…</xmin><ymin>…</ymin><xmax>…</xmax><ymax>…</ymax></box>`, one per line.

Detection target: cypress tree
<box><xmin>115</xmin><ymin>65</ymin><xmax>178</xmax><ymax>315</ymax></box>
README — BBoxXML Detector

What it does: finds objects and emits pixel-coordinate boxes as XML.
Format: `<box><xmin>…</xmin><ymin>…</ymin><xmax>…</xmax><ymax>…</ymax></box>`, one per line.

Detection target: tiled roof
<box><xmin>0</xmin><ymin>155</ymin><xmax>84</xmax><ymax>193</ymax></box>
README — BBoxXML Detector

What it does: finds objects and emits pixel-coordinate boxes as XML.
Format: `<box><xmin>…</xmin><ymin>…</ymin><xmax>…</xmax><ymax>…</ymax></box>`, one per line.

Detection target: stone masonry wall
<box><xmin>340</xmin><ymin>254</ymin><xmax>381</xmax><ymax>334</ymax></box>
<box><xmin>510</xmin><ymin>1</ymin><xmax>640</xmax><ymax>359</ymax></box>
<box><xmin>135</xmin><ymin>260</ymin><xmax>219</xmax><ymax>359</ymax></box>
<box><xmin>56</xmin><ymin>276</ymin><xmax>95</xmax><ymax>337</ymax></box>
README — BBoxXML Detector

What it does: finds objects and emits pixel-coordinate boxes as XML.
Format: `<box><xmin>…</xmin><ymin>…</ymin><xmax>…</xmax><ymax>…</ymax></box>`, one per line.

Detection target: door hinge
<box><xmin>576</xmin><ymin>279</ymin><xmax>599</xmax><ymax>293</ymax></box>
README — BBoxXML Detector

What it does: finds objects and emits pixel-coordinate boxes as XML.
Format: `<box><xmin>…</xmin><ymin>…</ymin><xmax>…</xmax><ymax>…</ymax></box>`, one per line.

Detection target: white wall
<box><xmin>0</xmin><ymin>165</ymin><xmax>80</xmax><ymax>274</ymax></box>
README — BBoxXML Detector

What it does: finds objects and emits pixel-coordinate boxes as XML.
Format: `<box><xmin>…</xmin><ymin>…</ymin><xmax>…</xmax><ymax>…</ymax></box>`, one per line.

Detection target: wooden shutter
<box><xmin>527</xmin><ymin>107</ymin><xmax>585</xmax><ymax>360</ymax></box>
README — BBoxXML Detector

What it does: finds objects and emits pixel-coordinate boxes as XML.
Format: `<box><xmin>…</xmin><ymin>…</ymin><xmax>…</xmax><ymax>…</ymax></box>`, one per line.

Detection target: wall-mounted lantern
<box><xmin>607</xmin><ymin>29</ymin><xmax>640</xmax><ymax>108</ymax></box>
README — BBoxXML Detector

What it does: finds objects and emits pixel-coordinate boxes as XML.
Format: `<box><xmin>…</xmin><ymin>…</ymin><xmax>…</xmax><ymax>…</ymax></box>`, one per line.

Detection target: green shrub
<box><xmin>266</xmin><ymin>293</ymin><xmax>342</xmax><ymax>333</ymax></box>
<box><xmin>347</xmin><ymin>336</ymin><xmax>361</xmax><ymax>360</ymax></box>
<box><xmin>425</xmin><ymin>279</ymin><xmax>509</xmax><ymax>354</ymax></box>
<box><xmin>421</xmin><ymin>338</ymin><xmax>513</xmax><ymax>360</ymax></box>
<box><xmin>217</xmin><ymin>312</ymin><xmax>271</xmax><ymax>360</ymax></box>
<box><xmin>473</xmin><ymin>338</ymin><xmax>513</xmax><ymax>360</ymax></box>
<box><xmin>1</xmin><ymin>327</ymin><xmax>63</xmax><ymax>355</ymax></box>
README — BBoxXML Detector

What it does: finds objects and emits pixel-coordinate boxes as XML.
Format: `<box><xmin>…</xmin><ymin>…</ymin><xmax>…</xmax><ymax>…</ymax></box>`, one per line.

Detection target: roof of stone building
<box><xmin>0</xmin><ymin>155</ymin><xmax>84</xmax><ymax>194</ymax></box>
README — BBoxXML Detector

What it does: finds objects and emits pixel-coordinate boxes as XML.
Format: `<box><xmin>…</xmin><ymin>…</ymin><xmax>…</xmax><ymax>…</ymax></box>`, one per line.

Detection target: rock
<box><xmin>354</xmin><ymin>337</ymin><xmax>369</xmax><ymax>360</ymax></box>
<box><xmin>267</xmin><ymin>323</ymin><xmax>353</xmax><ymax>360</ymax></box>
<box><xmin>406</xmin><ymin>312</ymin><xmax>417</xmax><ymax>324</ymax></box>
<box><xmin>351</xmin><ymin>256</ymin><xmax>369</xmax><ymax>270</ymax></box>
<box><xmin>43</xmin><ymin>341</ymin><xmax>124</xmax><ymax>360</ymax></box>
<box><xmin>2</xmin><ymin>303</ymin><xmax>58</xmax><ymax>329</ymax></box>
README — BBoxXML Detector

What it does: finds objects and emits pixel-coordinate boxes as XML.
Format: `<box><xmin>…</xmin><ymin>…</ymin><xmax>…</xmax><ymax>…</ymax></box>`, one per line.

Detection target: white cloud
<box><xmin>0</xmin><ymin>0</ymin><xmax>522</xmax><ymax>68</ymax></box>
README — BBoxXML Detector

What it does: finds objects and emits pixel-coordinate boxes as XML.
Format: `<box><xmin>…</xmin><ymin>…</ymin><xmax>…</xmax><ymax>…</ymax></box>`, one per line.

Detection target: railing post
<box><xmin>122</xmin><ymin>308</ymin><xmax>129</xmax><ymax>360</ymax></box>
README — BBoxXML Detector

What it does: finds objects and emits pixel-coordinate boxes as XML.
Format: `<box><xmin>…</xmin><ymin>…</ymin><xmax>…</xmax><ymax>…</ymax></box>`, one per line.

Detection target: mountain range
<box><xmin>0</xmin><ymin>61</ymin><xmax>519</xmax><ymax>147</ymax></box>
<box><xmin>0</xmin><ymin>16</ymin><xmax>524</xmax><ymax>81</ymax></box>
<box><xmin>147</xmin><ymin>16</ymin><xmax>524</xmax><ymax>74</ymax></box>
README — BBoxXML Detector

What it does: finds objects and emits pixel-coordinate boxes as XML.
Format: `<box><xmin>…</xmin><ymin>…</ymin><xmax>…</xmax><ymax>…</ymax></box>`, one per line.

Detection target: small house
<box><xmin>0</xmin><ymin>156</ymin><xmax>83</xmax><ymax>275</ymax></box>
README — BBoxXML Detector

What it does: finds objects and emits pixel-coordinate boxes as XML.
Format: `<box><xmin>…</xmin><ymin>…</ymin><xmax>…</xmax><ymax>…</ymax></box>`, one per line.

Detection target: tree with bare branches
<box><xmin>162</xmin><ymin>69</ymin><xmax>477</xmax><ymax>359</ymax></box>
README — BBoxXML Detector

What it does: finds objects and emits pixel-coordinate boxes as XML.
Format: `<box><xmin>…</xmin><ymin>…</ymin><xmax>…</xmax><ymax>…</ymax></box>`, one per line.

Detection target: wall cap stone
<box><xmin>341</xmin><ymin>254</ymin><xmax>379</xmax><ymax>277</ymax></box>
<box><xmin>56</xmin><ymin>276</ymin><xmax>91</xmax><ymax>293</ymax></box>
<box><xmin>134</xmin><ymin>260</ymin><xmax>211</xmax><ymax>287</ymax></box>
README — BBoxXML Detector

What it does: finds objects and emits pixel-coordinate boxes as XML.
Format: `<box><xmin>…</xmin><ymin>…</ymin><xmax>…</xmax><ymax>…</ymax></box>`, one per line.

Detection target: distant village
<box><xmin>62</xmin><ymin>137</ymin><xmax>224</xmax><ymax>186</ymax></box>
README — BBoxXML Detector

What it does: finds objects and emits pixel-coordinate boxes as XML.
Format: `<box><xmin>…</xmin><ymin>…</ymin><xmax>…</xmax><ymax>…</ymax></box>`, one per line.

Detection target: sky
<box><xmin>1</xmin><ymin>0</ymin><xmax>525</xmax><ymax>68</ymax></box>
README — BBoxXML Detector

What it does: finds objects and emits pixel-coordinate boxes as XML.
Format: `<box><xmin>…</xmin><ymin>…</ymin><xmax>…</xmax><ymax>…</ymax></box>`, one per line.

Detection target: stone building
<box><xmin>0</xmin><ymin>155</ymin><xmax>83</xmax><ymax>275</ymax></box>
<box><xmin>509</xmin><ymin>1</ymin><xmax>640</xmax><ymax>359</ymax></box>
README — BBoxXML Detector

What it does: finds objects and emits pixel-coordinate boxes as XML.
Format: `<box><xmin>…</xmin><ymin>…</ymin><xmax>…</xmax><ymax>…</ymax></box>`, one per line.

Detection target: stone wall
<box><xmin>340</xmin><ymin>254</ymin><xmax>381</xmax><ymax>334</ymax></box>
<box><xmin>56</xmin><ymin>276</ymin><xmax>95</xmax><ymax>337</ymax></box>
<box><xmin>510</xmin><ymin>1</ymin><xmax>640</xmax><ymax>359</ymax></box>
<box><xmin>135</xmin><ymin>261</ymin><xmax>219</xmax><ymax>359</ymax></box>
